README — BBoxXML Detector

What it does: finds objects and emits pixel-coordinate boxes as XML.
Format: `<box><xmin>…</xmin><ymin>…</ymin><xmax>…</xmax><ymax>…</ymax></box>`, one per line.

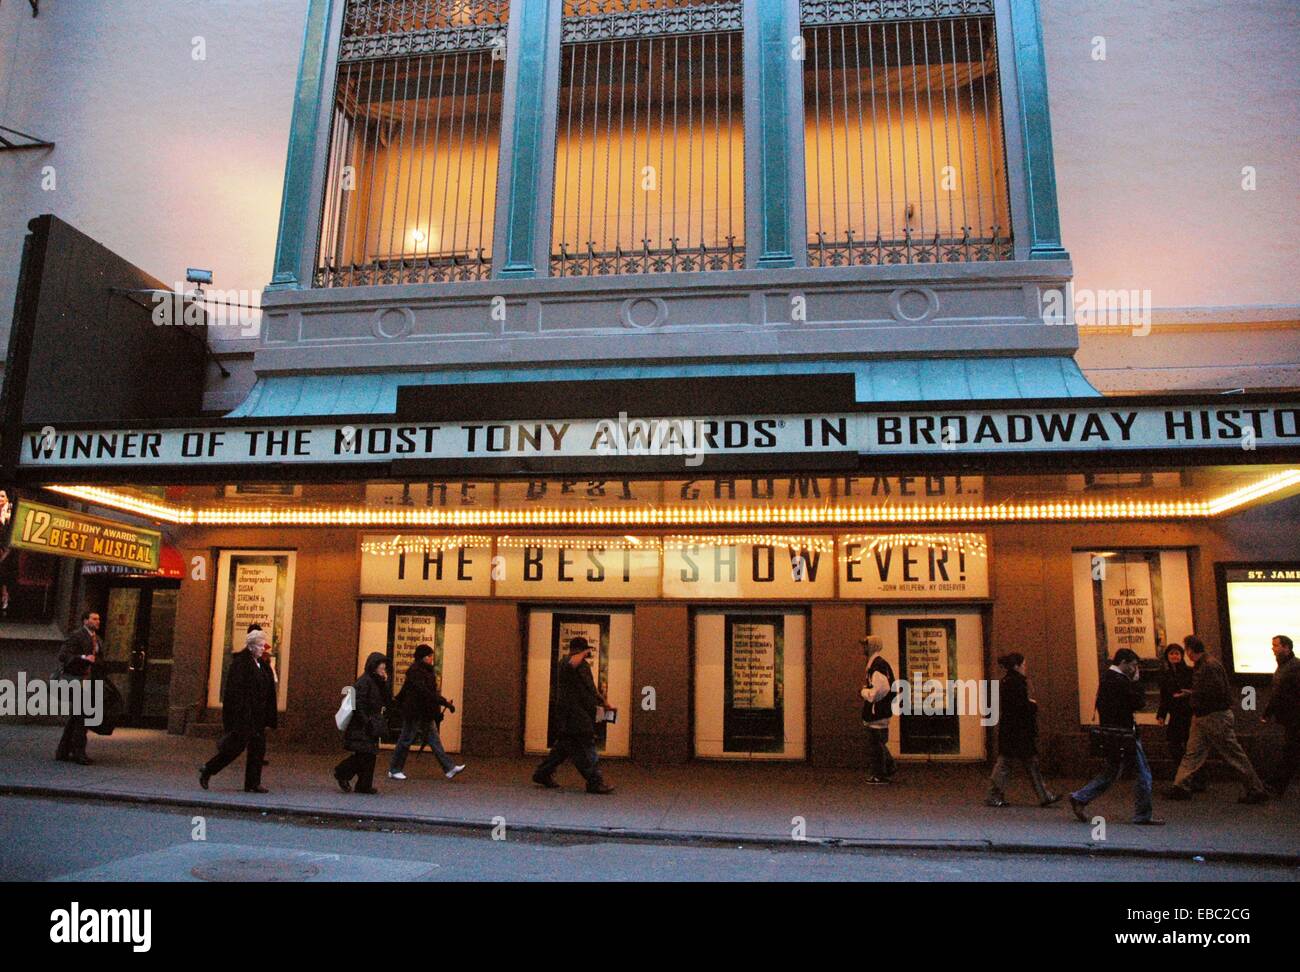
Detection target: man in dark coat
<box><xmin>532</xmin><ymin>637</ymin><xmax>614</xmax><ymax>794</ymax></box>
<box><xmin>1068</xmin><ymin>648</ymin><xmax>1164</xmax><ymax>825</ymax></box>
<box><xmin>1264</xmin><ymin>634</ymin><xmax>1300</xmax><ymax>796</ymax></box>
<box><xmin>985</xmin><ymin>652</ymin><xmax>1059</xmax><ymax>807</ymax></box>
<box><xmin>54</xmin><ymin>611</ymin><xmax>102</xmax><ymax>764</ymax></box>
<box><xmin>1157</xmin><ymin>643</ymin><xmax>1197</xmax><ymax>782</ymax></box>
<box><xmin>387</xmin><ymin>644</ymin><xmax>464</xmax><ymax>780</ymax></box>
<box><xmin>199</xmin><ymin>629</ymin><xmax>278</xmax><ymax>792</ymax></box>
<box><xmin>335</xmin><ymin>652</ymin><xmax>390</xmax><ymax>794</ymax></box>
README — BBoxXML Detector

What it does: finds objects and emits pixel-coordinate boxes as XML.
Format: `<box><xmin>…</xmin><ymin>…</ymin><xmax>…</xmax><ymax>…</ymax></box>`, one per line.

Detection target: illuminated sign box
<box><xmin>6</xmin><ymin>497</ymin><xmax>161</xmax><ymax>571</ymax></box>
<box><xmin>1218</xmin><ymin>564</ymin><xmax>1300</xmax><ymax>676</ymax></box>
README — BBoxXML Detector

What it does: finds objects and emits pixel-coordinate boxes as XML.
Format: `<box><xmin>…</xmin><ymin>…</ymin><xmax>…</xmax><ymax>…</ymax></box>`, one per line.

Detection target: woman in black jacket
<box><xmin>1157</xmin><ymin>643</ymin><xmax>1194</xmax><ymax>772</ymax></box>
<box><xmin>986</xmin><ymin>652</ymin><xmax>1060</xmax><ymax>807</ymax></box>
<box><xmin>334</xmin><ymin>652</ymin><xmax>390</xmax><ymax>794</ymax></box>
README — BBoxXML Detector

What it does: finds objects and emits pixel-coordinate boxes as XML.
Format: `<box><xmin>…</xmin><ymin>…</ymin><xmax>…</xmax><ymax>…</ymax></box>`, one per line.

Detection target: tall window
<box><xmin>550</xmin><ymin>0</ymin><xmax>745</xmax><ymax>277</ymax></box>
<box><xmin>315</xmin><ymin>0</ymin><xmax>509</xmax><ymax>287</ymax></box>
<box><xmin>801</xmin><ymin>3</ymin><xmax>1012</xmax><ymax>265</ymax></box>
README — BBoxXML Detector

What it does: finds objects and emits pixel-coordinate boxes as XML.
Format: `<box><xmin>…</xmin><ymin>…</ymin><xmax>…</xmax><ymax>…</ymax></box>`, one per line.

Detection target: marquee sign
<box><xmin>19</xmin><ymin>401</ymin><xmax>1300</xmax><ymax>469</ymax></box>
<box><xmin>5</xmin><ymin>497</ymin><xmax>161</xmax><ymax>570</ymax></box>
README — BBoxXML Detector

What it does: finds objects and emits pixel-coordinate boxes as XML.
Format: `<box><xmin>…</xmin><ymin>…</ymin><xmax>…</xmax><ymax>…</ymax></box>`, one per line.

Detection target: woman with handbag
<box><xmin>985</xmin><ymin>653</ymin><xmax>1060</xmax><ymax>807</ymax></box>
<box><xmin>333</xmin><ymin>652</ymin><xmax>390</xmax><ymax>795</ymax></box>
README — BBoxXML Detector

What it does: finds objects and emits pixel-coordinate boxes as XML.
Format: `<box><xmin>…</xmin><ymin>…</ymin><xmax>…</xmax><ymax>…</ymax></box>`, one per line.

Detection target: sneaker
<box><xmin>532</xmin><ymin>773</ymin><xmax>560</xmax><ymax>789</ymax></box>
<box><xmin>445</xmin><ymin>764</ymin><xmax>465</xmax><ymax>779</ymax></box>
<box><xmin>387</xmin><ymin>771</ymin><xmax>407</xmax><ymax>780</ymax></box>
<box><xmin>1132</xmin><ymin>817</ymin><xmax>1166</xmax><ymax>826</ymax></box>
<box><xmin>586</xmin><ymin>782</ymin><xmax>615</xmax><ymax>795</ymax></box>
<box><xmin>866</xmin><ymin>776</ymin><xmax>890</xmax><ymax>785</ymax></box>
<box><xmin>1068</xmin><ymin>796</ymin><xmax>1089</xmax><ymax>822</ymax></box>
<box><xmin>1040</xmin><ymin>793</ymin><xmax>1063</xmax><ymax>808</ymax></box>
<box><xmin>1237</xmin><ymin>791</ymin><xmax>1268</xmax><ymax>805</ymax></box>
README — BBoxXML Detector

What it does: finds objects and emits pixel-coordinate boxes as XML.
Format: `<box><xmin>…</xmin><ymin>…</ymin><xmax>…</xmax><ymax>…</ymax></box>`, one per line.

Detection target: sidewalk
<box><xmin>1</xmin><ymin>725</ymin><xmax>1296</xmax><ymax>864</ymax></box>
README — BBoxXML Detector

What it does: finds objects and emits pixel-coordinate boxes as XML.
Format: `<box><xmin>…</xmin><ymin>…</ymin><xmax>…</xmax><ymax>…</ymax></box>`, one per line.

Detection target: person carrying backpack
<box><xmin>860</xmin><ymin>635</ymin><xmax>897</xmax><ymax>785</ymax></box>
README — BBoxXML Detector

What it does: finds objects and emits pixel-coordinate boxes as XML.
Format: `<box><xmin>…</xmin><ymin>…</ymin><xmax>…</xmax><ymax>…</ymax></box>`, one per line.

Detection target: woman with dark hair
<box><xmin>334</xmin><ymin>652</ymin><xmax>390</xmax><ymax>795</ymax></box>
<box><xmin>1157</xmin><ymin>643</ymin><xmax>1195</xmax><ymax>778</ymax></box>
<box><xmin>986</xmin><ymin>652</ymin><xmax>1060</xmax><ymax>808</ymax></box>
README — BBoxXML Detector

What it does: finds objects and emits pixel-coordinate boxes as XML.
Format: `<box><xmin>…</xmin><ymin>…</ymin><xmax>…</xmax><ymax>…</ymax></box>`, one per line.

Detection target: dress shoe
<box><xmin>984</xmin><ymin>798</ymin><xmax>1009</xmax><ymax>807</ymax></box>
<box><xmin>532</xmin><ymin>773</ymin><xmax>560</xmax><ymax>789</ymax></box>
<box><xmin>1133</xmin><ymin>817</ymin><xmax>1166</xmax><ymax>826</ymax></box>
<box><xmin>71</xmin><ymin>755</ymin><xmax>93</xmax><ymax>766</ymax></box>
<box><xmin>586</xmin><ymin>782</ymin><xmax>615</xmax><ymax>795</ymax></box>
<box><xmin>1068</xmin><ymin>796</ymin><xmax>1088</xmax><ymax>822</ymax></box>
<box><xmin>1164</xmin><ymin>786</ymin><xmax>1192</xmax><ymax>801</ymax></box>
<box><xmin>334</xmin><ymin>775</ymin><xmax>352</xmax><ymax>793</ymax></box>
<box><xmin>1237</xmin><ymin>791</ymin><xmax>1268</xmax><ymax>805</ymax></box>
<box><xmin>354</xmin><ymin>786</ymin><xmax>379</xmax><ymax>795</ymax></box>
<box><xmin>865</xmin><ymin>776</ymin><xmax>890</xmax><ymax>785</ymax></box>
<box><xmin>199</xmin><ymin>767</ymin><xmax>211</xmax><ymax>790</ymax></box>
<box><xmin>244</xmin><ymin>786</ymin><xmax>269</xmax><ymax>794</ymax></box>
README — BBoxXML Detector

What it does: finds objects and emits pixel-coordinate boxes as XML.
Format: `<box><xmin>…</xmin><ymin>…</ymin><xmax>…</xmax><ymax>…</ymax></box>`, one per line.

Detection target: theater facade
<box><xmin>3</xmin><ymin>0</ymin><xmax>1298</xmax><ymax>773</ymax></box>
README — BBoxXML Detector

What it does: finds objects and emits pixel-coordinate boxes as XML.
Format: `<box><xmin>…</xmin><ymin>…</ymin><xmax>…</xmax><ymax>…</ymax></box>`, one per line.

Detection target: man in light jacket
<box><xmin>860</xmin><ymin>635</ymin><xmax>897</xmax><ymax>785</ymax></box>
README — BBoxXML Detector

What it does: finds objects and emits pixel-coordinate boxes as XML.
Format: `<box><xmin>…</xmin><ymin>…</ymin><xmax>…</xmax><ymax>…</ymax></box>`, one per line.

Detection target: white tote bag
<box><xmin>334</xmin><ymin>685</ymin><xmax>356</xmax><ymax>732</ymax></box>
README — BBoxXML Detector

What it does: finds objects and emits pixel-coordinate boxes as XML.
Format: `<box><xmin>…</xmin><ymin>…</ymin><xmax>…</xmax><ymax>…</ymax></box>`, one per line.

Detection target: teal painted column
<box><xmin>1009</xmin><ymin>0</ymin><xmax>1069</xmax><ymax>261</ymax></box>
<box><xmin>744</xmin><ymin>0</ymin><xmax>804</xmax><ymax>269</ymax></box>
<box><xmin>493</xmin><ymin>0</ymin><xmax>561</xmax><ymax>279</ymax></box>
<box><xmin>269</xmin><ymin>0</ymin><xmax>338</xmax><ymax>291</ymax></box>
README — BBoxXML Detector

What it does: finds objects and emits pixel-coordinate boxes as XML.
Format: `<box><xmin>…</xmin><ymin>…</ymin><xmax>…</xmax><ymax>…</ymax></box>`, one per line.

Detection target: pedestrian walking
<box><xmin>334</xmin><ymin>652</ymin><xmax>390</xmax><ymax>794</ymax></box>
<box><xmin>1068</xmin><ymin>648</ymin><xmax>1164</xmax><ymax>825</ymax></box>
<box><xmin>387</xmin><ymin>643</ymin><xmax>465</xmax><ymax>781</ymax></box>
<box><xmin>1156</xmin><ymin>643</ymin><xmax>1196</xmax><ymax>782</ymax></box>
<box><xmin>985</xmin><ymin>652</ymin><xmax>1060</xmax><ymax>807</ymax></box>
<box><xmin>859</xmin><ymin>635</ymin><xmax>897</xmax><ymax>785</ymax></box>
<box><xmin>1166</xmin><ymin>636</ymin><xmax>1268</xmax><ymax>804</ymax></box>
<box><xmin>54</xmin><ymin>611</ymin><xmax>101</xmax><ymax>765</ymax></box>
<box><xmin>1261</xmin><ymin>634</ymin><xmax>1298</xmax><ymax>797</ymax></box>
<box><xmin>199</xmin><ymin>629</ymin><xmax>278</xmax><ymax>792</ymax></box>
<box><xmin>531</xmin><ymin>636</ymin><xmax>614</xmax><ymax>794</ymax></box>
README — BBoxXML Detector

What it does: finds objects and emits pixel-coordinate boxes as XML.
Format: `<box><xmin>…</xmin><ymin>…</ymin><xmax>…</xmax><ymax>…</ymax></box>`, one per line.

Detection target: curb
<box><xmin>4</xmin><ymin>783</ymin><xmax>1296</xmax><ymax>868</ymax></box>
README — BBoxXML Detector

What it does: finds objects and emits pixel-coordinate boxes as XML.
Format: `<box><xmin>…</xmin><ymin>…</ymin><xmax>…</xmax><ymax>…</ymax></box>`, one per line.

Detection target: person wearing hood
<box><xmin>199</xmin><ymin>629</ymin><xmax>278</xmax><ymax>793</ymax></box>
<box><xmin>334</xmin><ymin>651</ymin><xmax>390</xmax><ymax>794</ymax></box>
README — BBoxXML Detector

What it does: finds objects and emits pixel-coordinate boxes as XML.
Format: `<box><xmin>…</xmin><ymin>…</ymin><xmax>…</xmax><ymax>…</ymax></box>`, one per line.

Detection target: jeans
<box><xmin>389</xmin><ymin>716</ymin><xmax>456</xmax><ymax>774</ymax></box>
<box><xmin>988</xmin><ymin>755</ymin><xmax>1053</xmax><ymax>803</ymax></box>
<box><xmin>535</xmin><ymin>734</ymin><xmax>603</xmax><ymax>788</ymax></box>
<box><xmin>1172</xmin><ymin>710</ymin><xmax>1267</xmax><ymax>797</ymax></box>
<box><xmin>203</xmin><ymin>729</ymin><xmax>266</xmax><ymax>790</ymax></box>
<box><xmin>865</xmin><ymin>725</ymin><xmax>896</xmax><ymax>779</ymax></box>
<box><xmin>1071</xmin><ymin>738</ymin><xmax>1154</xmax><ymax>822</ymax></box>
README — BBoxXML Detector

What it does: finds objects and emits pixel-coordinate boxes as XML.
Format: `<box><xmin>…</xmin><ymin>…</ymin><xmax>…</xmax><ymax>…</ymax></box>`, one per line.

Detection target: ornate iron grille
<box><xmin>801</xmin><ymin>13</ymin><xmax>1013</xmax><ymax>267</ymax></box>
<box><xmin>340</xmin><ymin>0</ymin><xmax>509</xmax><ymax>60</ymax></box>
<box><xmin>799</xmin><ymin>0</ymin><xmax>995</xmax><ymax>25</ymax></box>
<box><xmin>316</xmin><ymin>1</ymin><xmax>507</xmax><ymax>288</ymax></box>
<box><xmin>551</xmin><ymin>0</ymin><xmax>745</xmax><ymax>277</ymax></box>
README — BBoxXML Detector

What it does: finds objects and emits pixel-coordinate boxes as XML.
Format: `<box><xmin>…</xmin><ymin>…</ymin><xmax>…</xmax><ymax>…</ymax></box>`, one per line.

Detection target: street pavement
<box><xmin>0</xmin><ymin>725</ymin><xmax>1296</xmax><ymax>864</ymax></box>
<box><xmin>1</xmin><ymin>794</ymin><xmax>1294</xmax><ymax>882</ymax></box>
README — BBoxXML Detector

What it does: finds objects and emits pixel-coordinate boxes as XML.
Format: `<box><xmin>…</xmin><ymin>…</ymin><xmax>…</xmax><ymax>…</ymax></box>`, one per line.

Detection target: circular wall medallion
<box><xmin>888</xmin><ymin>287</ymin><xmax>940</xmax><ymax>323</ymax></box>
<box><xmin>620</xmin><ymin>296</ymin><xmax>668</xmax><ymax>329</ymax></box>
<box><xmin>371</xmin><ymin>306</ymin><xmax>415</xmax><ymax>340</ymax></box>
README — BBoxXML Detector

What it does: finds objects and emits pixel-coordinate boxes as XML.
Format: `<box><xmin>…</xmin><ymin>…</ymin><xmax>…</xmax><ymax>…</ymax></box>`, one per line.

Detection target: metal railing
<box><xmin>800</xmin><ymin>7</ymin><xmax>1013</xmax><ymax>266</ymax></box>
<box><xmin>549</xmin><ymin>0</ymin><xmax>745</xmax><ymax>277</ymax></box>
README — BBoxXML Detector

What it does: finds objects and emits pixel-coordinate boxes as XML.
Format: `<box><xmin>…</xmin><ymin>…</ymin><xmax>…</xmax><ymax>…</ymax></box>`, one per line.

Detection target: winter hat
<box><xmin>414</xmin><ymin>644</ymin><xmax>434</xmax><ymax>662</ymax></box>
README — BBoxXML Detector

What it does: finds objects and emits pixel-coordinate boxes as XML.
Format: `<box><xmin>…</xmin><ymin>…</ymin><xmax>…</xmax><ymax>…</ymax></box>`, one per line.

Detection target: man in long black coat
<box><xmin>54</xmin><ymin>611</ymin><xmax>102</xmax><ymax>764</ymax></box>
<box><xmin>199</xmin><ymin>629</ymin><xmax>278</xmax><ymax>792</ymax></box>
<box><xmin>532</xmin><ymin>637</ymin><xmax>614</xmax><ymax>794</ymax></box>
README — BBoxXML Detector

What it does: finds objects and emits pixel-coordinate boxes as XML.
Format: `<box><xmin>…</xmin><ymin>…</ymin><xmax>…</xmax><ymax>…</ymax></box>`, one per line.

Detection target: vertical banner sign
<box><xmin>898</xmin><ymin>619</ymin><xmax>959</xmax><ymax>754</ymax></box>
<box><xmin>217</xmin><ymin>554</ymin><xmax>291</xmax><ymax>702</ymax></box>
<box><xmin>723</xmin><ymin>615</ymin><xmax>784</xmax><ymax>753</ymax></box>
<box><xmin>548</xmin><ymin>614</ymin><xmax>610</xmax><ymax>749</ymax></box>
<box><xmin>384</xmin><ymin>605</ymin><xmax>445</xmax><ymax>740</ymax></box>
<box><xmin>1089</xmin><ymin>550</ymin><xmax>1166</xmax><ymax>713</ymax></box>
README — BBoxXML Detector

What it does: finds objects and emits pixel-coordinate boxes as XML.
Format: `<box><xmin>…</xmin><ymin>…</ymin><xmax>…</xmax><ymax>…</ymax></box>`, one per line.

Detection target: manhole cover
<box><xmin>191</xmin><ymin>856</ymin><xmax>322</xmax><ymax>882</ymax></box>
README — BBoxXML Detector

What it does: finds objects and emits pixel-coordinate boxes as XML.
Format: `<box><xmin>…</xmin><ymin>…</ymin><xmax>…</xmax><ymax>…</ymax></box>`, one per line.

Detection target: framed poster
<box><xmin>694</xmin><ymin>610</ymin><xmax>806</xmax><ymax>760</ymax></box>
<box><xmin>357</xmin><ymin>602</ymin><xmax>466</xmax><ymax>752</ymax></box>
<box><xmin>1070</xmin><ymin>549</ymin><xmax>1193</xmax><ymax>725</ymax></box>
<box><xmin>1216</xmin><ymin>563</ymin><xmax>1300</xmax><ymax>678</ymax></box>
<box><xmin>523</xmin><ymin>607</ymin><xmax>632</xmax><ymax>756</ymax></box>
<box><xmin>206</xmin><ymin>550</ymin><xmax>296</xmax><ymax>712</ymax></box>
<box><xmin>723</xmin><ymin>615</ymin><xmax>785</xmax><ymax>753</ymax></box>
<box><xmin>896</xmin><ymin>619</ymin><xmax>959</xmax><ymax>755</ymax></box>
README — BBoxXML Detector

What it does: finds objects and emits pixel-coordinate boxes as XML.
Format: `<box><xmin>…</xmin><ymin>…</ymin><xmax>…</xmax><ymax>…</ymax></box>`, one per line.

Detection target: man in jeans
<box><xmin>388</xmin><ymin>644</ymin><xmax>464</xmax><ymax>781</ymax></box>
<box><xmin>860</xmin><ymin>635</ymin><xmax>897</xmax><ymax>785</ymax></box>
<box><xmin>1166</xmin><ymin>636</ymin><xmax>1268</xmax><ymax>804</ymax></box>
<box><xmin>1069</xmin><ymin>648</ymin><xmax>1164</xmax><ymax>825</ymax></box>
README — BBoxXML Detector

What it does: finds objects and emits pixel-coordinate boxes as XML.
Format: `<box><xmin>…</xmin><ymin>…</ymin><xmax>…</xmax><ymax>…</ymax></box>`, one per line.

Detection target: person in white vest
<box><xmin>860</xmin><ymin>635</ymin><xmax>897</xmax><ymax>785</ymax></box>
